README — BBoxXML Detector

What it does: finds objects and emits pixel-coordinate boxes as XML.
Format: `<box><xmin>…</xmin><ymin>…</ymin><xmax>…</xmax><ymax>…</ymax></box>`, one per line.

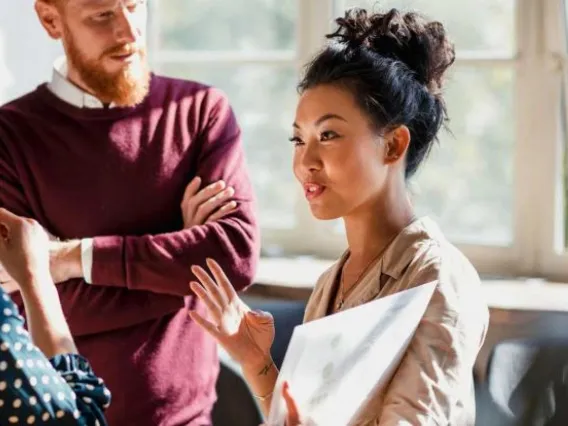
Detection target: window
<box><xmin>148</xmin><ymin>0</ymin><xmax>568</xmax><ymax>281</ymax></box>
<box><xmin>149</xmin><ymin>0</ymin><xmax>336</xmax><ymax>256</ymax></box>
<box><xmin>1</xmin><ymin>1</ymin><xmax>568</xmax><ymax>282</ymax></box>
<box><xmin>334</xmin><ymin>0</ymin><xmax>518</xmax><ymax>266</ymax></box>
<box><xmin>149</xmin><ymin>0</ymin><xmax>301</xmax><ymax>231</ymax></box>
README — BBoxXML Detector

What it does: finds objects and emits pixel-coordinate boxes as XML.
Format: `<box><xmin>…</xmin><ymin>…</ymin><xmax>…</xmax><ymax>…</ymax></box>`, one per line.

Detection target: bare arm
<box><xmin>18</xmin><ymin>274</ymin><xmax>76</xmax><ymax>358</ymax></box>
<box><xmin>0</xmin><ymin>209</ymin><xmax>76</xmax><ymax>357</ymax></box>
<box><xmin>242</xmin><ymin>355</ymin><xmax>280</xmax><ymax>416</ymax></box>
<box><xmin>188</xmin><ymin>259</ymin><xmax>277</xmax><ymax>416</ymax></box>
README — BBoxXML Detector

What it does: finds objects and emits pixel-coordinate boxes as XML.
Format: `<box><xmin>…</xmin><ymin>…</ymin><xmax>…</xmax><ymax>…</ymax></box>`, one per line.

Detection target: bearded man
<box><xmin>0</xmin><ymin>1</ymin><xmax>260</xmax><ymax>425</ymax></box>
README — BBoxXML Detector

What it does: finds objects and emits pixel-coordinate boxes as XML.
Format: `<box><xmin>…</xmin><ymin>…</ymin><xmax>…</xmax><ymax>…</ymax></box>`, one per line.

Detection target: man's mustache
<box><xmin>102</xmin><ymin>44</ymin><xmax>141</xmax><ymax>57</ymax></box>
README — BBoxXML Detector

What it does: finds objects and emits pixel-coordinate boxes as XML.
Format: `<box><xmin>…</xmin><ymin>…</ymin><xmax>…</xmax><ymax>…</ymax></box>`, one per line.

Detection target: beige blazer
<box><xmin>304</xmin><ymin>217</ymin><xmax>489</xmax><ymax>426</ymax></box>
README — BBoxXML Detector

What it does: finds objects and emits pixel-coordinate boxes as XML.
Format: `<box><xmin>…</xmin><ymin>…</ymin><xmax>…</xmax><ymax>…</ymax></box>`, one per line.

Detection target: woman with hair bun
<box><xmin>189</xmin><ymin>7</ymin><xmax>489</xmax><ymax>426</ymax></box>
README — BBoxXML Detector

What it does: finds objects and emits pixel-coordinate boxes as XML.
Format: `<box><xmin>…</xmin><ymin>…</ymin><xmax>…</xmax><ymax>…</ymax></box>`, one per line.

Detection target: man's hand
<box><xmin>0</xmin><ymin>208</ymin><xmax>51</xmax><ymax>291</ymax></box>
<box><xmin>49</xmin><ymin>239</ymin><xmax>83</xmax><ymax>284</ymax></box>
<box><xmin>181</xmin><ymin>177</ymin><xmax>237</xmax><ymax>228</ymax></box>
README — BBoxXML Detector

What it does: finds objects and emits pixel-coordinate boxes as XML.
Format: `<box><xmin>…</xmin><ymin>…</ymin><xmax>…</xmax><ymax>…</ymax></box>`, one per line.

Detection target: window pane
<box><xmin>338</xmin><ymin>0</ymin><xmax>515</xmax><ymax>54</ymax></box>
<box><xmin>158</xmin><ymin>63</ymin><xmax>299</xmax><ymax>229</ymax></box>
<box><xmin>560</xmin><ymin>1</ymin><xmax>568</xmax><ymax>250</ymax></box>
<box><xmin>413</xmin><ymin>66</ymin><xmax>515</xmax><ymax>245</ymax></box>
<box><xmin>564</xmin><ymin>137</ymin><xmax>567</xmax><ymax>249</ymax></box>
<box><xmin>155</xmin><ymin>0</ymin><xmax>296</xmax><ymax>51</ymax></box>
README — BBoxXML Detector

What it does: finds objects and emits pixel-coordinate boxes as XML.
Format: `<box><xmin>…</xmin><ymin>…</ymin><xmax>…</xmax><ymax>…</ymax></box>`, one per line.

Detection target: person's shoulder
<box><xmin>401</xmin><ymin>219</ymin><xmax>489</xmax><ymax>334</ymax></box>
<box><xmin>400</xmin><ymin>218</ymin><xmax>481</xmax><ymax>289</ymax></box>
<box><xmin>0</xmin><ymin>86</ymin><xmax>46</xmax><ymax>118</ymax></box>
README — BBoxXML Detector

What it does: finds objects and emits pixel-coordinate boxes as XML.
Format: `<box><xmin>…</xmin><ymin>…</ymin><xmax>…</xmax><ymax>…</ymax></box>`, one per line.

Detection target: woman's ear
<box><xmin>383</xmin><ymin>125</ymin><xmax>411</xmax><ymax>164</ymax></box>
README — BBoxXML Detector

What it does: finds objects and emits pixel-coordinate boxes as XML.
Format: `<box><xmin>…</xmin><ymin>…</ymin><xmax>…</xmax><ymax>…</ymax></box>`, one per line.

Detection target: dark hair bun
<box><xmin>328</xmin><ymin>7</ymin><xmax>455</xmax><ymax>96</ymax></box>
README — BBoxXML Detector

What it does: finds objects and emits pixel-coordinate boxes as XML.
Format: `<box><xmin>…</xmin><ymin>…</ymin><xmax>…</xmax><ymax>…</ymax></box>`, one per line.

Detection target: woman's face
<box><xmin>292</xmin><ymin>84</ymin><xmax>397</xmax><ymax>220</ymax></box>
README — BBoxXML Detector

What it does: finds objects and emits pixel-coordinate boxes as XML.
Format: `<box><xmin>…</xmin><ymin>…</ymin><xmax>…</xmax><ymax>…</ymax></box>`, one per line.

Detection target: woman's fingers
<box><xmin>190</xmin><ymin>281</ymin><xmax>223</xmax><ymax>321</ymax></box>
<box><xmin>188</xmin><ymin>310</ymin><xmax>222</xmax><ymax>340</ymax></box>
<box><xmin>283</xmin><ymin>381</ymin><xmax>302</xmax><ymax>426</ymax></box>
<box><xmin>191</xmin><ymin>264</ymin><xmax>228</xmax><ymax>308</ymax></box>
<box><xmin>206</xmin><ymin>258</ymin><xmax>238</xmax><ymax>304</ymax></box>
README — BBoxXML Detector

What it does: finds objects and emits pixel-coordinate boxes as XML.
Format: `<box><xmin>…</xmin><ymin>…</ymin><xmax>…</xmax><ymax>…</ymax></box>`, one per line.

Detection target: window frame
<box><xmin>148</xmin><ymin>0</ymin><xmax>568</xmax><ymax>282</ymax></box>
<box><xmin>535</xmin><ymin>0</ymin><xmax>568</xmax><ymax>282</ymax></box>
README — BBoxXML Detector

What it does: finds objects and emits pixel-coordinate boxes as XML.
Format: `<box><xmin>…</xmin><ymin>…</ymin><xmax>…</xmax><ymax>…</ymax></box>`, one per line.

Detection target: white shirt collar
<box><xmin>47</xmin><ymin>56</ymin><xmax>115</xmax><ymax>109</ymax></box>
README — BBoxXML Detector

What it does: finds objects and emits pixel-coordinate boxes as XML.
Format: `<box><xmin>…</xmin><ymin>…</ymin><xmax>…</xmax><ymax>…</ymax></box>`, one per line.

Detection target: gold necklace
<box><xmin>335</xmin><ymin>218</ymin><xmax>418</xmax><ymax>311</ymax></box>
<box><xmin>335</xmin><ymin>249</ymin><xmax>385</xmax><ymax>311</ymax></box>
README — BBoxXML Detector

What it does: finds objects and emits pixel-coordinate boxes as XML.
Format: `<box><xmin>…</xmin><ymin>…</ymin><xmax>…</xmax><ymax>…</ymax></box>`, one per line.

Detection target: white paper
<box><xmin>266</xmin><ymin>281</ymin><xmax>437</xmax><ymax>426</ymax></box>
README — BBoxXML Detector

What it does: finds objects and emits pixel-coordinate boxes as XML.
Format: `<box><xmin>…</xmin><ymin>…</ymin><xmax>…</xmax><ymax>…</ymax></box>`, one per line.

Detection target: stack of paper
<box><xmin>266</xmin><ymin>281</ymin><xmax>437</xmax><ymax>426</ymax></box>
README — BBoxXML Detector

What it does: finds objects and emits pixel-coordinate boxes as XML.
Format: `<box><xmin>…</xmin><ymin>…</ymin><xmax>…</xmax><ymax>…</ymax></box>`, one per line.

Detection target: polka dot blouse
<box><xmin>0</xmin><ymin>290</ymin><xmax>110</xmax><ymax>425</ymax></box>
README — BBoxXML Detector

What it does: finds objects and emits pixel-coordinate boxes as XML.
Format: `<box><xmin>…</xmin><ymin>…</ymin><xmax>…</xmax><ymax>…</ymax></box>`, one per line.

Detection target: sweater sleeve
<box><xmin>90</xmin><ymin>89</ymin><xmax>260</xmax><ymax>296</ymax></box>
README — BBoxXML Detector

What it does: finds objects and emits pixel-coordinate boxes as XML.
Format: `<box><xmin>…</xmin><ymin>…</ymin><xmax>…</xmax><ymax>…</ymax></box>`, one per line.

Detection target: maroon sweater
<box><xmin>0</xmin><ymin>75</ymin><xmax>260</xmax><ymax>425</ymax></box>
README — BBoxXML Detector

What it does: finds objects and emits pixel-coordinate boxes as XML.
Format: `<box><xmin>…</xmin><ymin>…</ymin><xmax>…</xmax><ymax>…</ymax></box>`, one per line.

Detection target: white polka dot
<box><xmin>13</xmin><ymin>398</ymin><xmax>21</xmax><ymax>408</ymax></box>
<box><xmin>56</xmin><ymin>410</ymin><xmax>65</xmax><ymax>418</ymax></box>
<box><xmin>64</xmin><ymin>374</ymin><xmax>73</xmax><ymax>381</ymax></box>
<box><xmin>26</xmin><ymin>359</ymin><xmax>34</xmax><ymax>368</ymax></box>
<box><xmin>0</xmin><ymin>381</ymin><xmax>6</xmax><ymax>390</ymax></box>
<box><xmin>14</xmin><ymin>378</ymin><xmax>22</xmax><ymax>388</ymax></box>
<box><xmin>57</xmin><ymin>392</ymin><xmax>65</xmax><ymax>401</ymax></box>
<box><xmin>14</xmin><ymin>342</ymin><xmax>22</xmax><ymax>351</ymax></box>
<box><xmin>26</xmin><ymin>343</ymin><xmax>33</xmax><ymax>351</ymax></box>
<box><xmin>83</xmin><ymin>396</ymin><xmax>92</xmax><ymax>403</ymax></box>
<box><xmin>29</xmin><ymin>376</ymin><xmax>37</xmax><ymax>386</ymax></box>
<box><xmin>2</xmin><ymin>294</ymin><xmax>8</xmax><ymax>301</ymax></box>
<box><xmin>8</xmin><ymin>416</ymin><xmax>18</xmax><ymax>424</ymax></box>
<box><xmin>103</xmin><ymin>387</ymin><xmax>110</xmax><ymax>396</ymax></box>
<box><xmin>43</xmin><ymin>393</ymin><xmax>51</xmax><ymax>402</ymax></box>
<box><xmin>1</xmin><ymin>324</ymin><xmax>10</xmax><ymax>333</ymax></box>
<box><xmin>73</xmin><ymin>410</ymin><xmax>80</xmax><ymax>419</ymax></box>
<box><xmin>70</xmin><ymin>392</ymin><xmax>76</xmax><ymax>400</ymax></box>
<box><xmin>42</xmin><ymin>412</ymin><xmax>50</xmax><ymax>421</ymax></box>
<box><xmin>103</xmin><ymin>402</ymin><xmax>110</xmax><ymax>409</ymax></box>
<box><xmin>27</xmin><ymin>415</ymin><xmax>35</xmax><ymax>424</ymax></box>
<box><xmin>3</xmin><ymin>308</ymin><xmax>12</xmax><ymax>316</ymax></box>
<box><xmin>0</xmin><ymin>342</ymin><xmax>7</xmax><ymax>350</ymax></box>
<box><xmin>0</xmin><ymin>361</ymin><xmax>6</xmax><ymax>371</ymax></box>
<box><xmin>41</xmin><ymin>376</ymin><xmax>49</xmax><ymax>384</ymax></box>
<box><xmin>29</xmin><ymin>396</ymin><xmax>37</xmax><ymax>405</ymax></box>
<box><xmin>95</xmin><ymin>421</ymin><xmax>100</xmax><ymax>426</ymax></box>
<box><xmin>97</xmin><ymin>377</ymin><xmax>103</xmax><ymax>385</ymax></box>
<box><xmin>15</xmin><ymin>360</ymin><xmax>23</xmax><ymax>369</ymax></box>
<box><xmin>86</xmin><ymin>384</ymin><xmax>95</xmax><ymax>391</ymax></box>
